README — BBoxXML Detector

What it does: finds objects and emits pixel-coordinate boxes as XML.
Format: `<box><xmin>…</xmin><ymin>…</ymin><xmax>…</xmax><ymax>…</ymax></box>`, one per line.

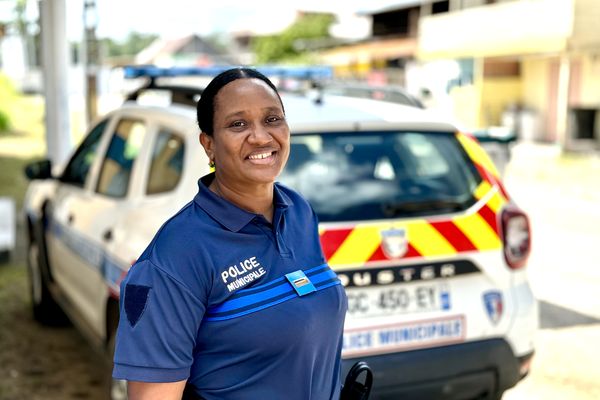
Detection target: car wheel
<box><xmin>107</xmin><ymin>331</ymin><xmax>128</xmax><ymax>400</ymax></box>
<box><xmin>27</xmin><ymin>237</ymin><xmax>68</xmax><ymax>325</ymax></box>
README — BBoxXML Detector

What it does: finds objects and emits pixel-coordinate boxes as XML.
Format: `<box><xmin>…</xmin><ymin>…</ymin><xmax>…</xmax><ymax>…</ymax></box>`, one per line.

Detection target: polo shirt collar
<box><xmin>194</xmin><ymin>173</ymin><xmax>292</xmax><ymax>232</ymax></box>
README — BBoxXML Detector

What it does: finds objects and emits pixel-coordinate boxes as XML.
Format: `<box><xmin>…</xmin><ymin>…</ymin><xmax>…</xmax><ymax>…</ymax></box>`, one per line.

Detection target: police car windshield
<box><xmin>278</xmin><ymin>131</ymin><xmax>482</xmax><ymax>222</ymax></box>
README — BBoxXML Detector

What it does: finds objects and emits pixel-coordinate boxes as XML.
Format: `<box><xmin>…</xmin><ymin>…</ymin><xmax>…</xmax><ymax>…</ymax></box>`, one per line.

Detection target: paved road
<box><xmin>502</xmin><ymin>143</ymin><xmax>600</xmax><ymax>399</ymax></box>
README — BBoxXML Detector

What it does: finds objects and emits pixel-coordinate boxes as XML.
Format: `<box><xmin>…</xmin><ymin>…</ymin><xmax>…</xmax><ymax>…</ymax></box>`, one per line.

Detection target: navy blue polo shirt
<box><xmin>113</xmin><ymin>173</ymin><xmax>347</xmax><ymax>400</ymax></box>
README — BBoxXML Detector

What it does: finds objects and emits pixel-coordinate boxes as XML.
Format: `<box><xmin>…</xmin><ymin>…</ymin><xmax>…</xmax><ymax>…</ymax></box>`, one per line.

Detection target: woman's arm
<box><xmin>127</xmin><ymin>380</ymin><xmax>187</xmax><ymax>400</ymax></box>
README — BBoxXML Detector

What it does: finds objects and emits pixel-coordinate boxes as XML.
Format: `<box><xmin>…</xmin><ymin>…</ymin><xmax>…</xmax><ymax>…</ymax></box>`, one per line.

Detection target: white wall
<box><xmin>570</xmin><ymin>0</ymin><xmax>600</xmax><ymax>51</ymax></box>
<box><xmin>578</xmin><ymin>54</ymin><xmax>600</xmax><ymax>107</ymax></box>
<box><xmin>418</xmin><ymin>0</ymin><xmax>574</xmax><ymax>59</ymax></box>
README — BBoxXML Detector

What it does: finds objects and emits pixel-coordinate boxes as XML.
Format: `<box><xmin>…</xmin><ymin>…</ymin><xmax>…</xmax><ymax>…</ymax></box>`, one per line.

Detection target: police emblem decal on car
<box><xmin>381</xmin><ymin>228</ymin><xmax>408</xmax><ymax>259</ymax></box>
<box><xmin>483</xmin><ymin>290</ymin><xmax>504</xmax><ymax>325</ymax></box>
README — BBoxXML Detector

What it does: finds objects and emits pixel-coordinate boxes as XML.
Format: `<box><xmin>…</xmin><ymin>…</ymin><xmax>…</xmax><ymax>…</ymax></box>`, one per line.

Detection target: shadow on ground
<box><xmin>538</xmin><ymin>300</ymin><xmax>600</xmax><ymax>329</ymax></box>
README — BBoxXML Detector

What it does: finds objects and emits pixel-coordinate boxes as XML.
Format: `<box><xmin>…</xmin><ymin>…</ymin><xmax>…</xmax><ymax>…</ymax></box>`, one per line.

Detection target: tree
<box><xmin>252</xmin><ymin>13</ymin><xmax>335</xmax><ymax>63</ymax></box>
<box><xmin>100</xmin><ymin>32</ymin><xmax>158</xmax><ymax>57</ymax></box>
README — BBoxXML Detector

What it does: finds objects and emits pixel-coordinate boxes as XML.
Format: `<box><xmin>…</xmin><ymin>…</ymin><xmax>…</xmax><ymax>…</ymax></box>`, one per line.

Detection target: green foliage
<box><xmin>101</xmin><ymin>32</ymin><xmax>158</xmax><ymax>57</ymax></box>
<box><xmin>0</xmin><ymin>110</ymin><xmax>10</xmax><ymax>133</ymax></box>
<box><xmin>0</xmin><ymin>156</ymin><xmax>33</xmax><ymax>209</ymax></box>
<box><xmin>0</xmin><ymin>74</ymin><xmax>15</xmax><ymax>133</ymax></box>
<box><xmin>252</xmin><ymin>13</ymin><xmax>335</xmax><ymax>63</ymax></box>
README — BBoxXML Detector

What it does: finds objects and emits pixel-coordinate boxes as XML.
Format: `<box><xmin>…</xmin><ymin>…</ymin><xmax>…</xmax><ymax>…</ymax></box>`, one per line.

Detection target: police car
<box><xmin>23</xmin><ymin>66</ymin><xmax>537</xmax><ymax>400</ymax></box>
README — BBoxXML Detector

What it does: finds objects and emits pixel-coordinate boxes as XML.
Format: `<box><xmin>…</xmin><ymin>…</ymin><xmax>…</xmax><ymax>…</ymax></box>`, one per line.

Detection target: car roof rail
<box><xmin>122</xmin><ymin>65</ymin><xmax>333</xmax><ymax>80</ymax></box>
<box><xmin>124</xmin><ymin>80</ymin><xmax>204</xmax><ymax>107</ymax></box>
<box><xmin>122</xmin><ymin>65</ymin><xmax>334</xmax><ymax>107</ymax></box>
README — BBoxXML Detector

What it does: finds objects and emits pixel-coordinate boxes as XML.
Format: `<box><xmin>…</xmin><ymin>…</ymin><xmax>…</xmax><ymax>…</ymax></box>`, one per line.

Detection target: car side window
<box><xmin>146</xmin><ymin>129</ymin><xmax>185</xmax><ymax>195</ymax></box>
<box><xmin>96</xmin><ymin>119</ymin><xmax>147</xmax><ymax>198</ymax></box>
<box><xmin>59</xmin><ymin>119</ymin><xmax>108</xmax><ymax>187</ymax></box>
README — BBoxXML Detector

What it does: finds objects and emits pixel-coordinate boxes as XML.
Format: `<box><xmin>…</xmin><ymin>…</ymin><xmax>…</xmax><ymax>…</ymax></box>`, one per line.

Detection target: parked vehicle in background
<box><xmin>23</xmin><ymin>66</ymin><xmax>537</xmax><ymax>400</ymax></box>
<box><xmin>322</xmin><ymin>81</ymin><xmax>424</xmax><ymax>108</ymax></box>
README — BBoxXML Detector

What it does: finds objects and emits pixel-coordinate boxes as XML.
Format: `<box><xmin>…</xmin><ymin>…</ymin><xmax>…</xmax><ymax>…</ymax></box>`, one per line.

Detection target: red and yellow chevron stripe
<box><xmin>456</xmin><ymin>132</ymin><xmax>510</xmax><ymax>201</ymax></box>
<box><xmin>319</xmin><ymin>133</ymin><xmax>509</xmax><ymax>268</ymax></box>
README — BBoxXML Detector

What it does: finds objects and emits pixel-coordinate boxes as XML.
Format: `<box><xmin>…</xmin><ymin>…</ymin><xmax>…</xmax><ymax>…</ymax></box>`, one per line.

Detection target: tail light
<box><xmin>500</xmin><ymin>206</ymin><xmax>531</xmax><ymax>269</ymax></box>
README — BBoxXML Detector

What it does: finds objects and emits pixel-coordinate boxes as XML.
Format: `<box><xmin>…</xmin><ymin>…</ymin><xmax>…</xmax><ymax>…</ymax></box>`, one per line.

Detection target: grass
<box><xmin>0</xmin><ymin>72</ymin><xmax>88</xmax><ymax>160</ymax></box>
<box><xmin>0</xmin><ymin>82</ymin><xmax>46</xmax><ymax>159</ymax></box>
<box><xmin>0</xmin><ymin>156</ymin><xmax>35</xmax><ymax>210</ymax></box>
<box><xmin>0</xmin><ymin>262</ymin><xmax>26</xmax><ymax>305</ymax></box>
<box><xmin>0</xmin><ymin>73</ymin><xmax>44</xmax><ymax>138</ymax></box>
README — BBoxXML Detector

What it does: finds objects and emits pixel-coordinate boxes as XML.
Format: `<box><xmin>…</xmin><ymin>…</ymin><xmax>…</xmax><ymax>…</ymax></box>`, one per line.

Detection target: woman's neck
<box><xmin>210</xmin><ymin>177</ymin><xmax>275</xmax><ymax>223</ymax></box>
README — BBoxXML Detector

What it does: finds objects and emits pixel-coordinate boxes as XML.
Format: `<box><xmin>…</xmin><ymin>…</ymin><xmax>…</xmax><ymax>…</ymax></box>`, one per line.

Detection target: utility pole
<box><xmin>83</xmin><ymin>0</ymin><xmax>99</xmax><ymax>124</ymax></box>
<box><xmin>39</xmin><ymin>0</ymin><xmax>71</xmax><ymax>165</ymax></box>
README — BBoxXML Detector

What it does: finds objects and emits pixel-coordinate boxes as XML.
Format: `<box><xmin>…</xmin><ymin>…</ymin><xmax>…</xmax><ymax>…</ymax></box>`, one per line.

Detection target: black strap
<box><xmin>181</xmin><ymin>383</ymin><xmax>204</xmax><ymax>400</ymax></box>
<box><xmin>182</xmin><ymin>362</ymin><xmax>374</xmax><ymax>400</ymax></box>
<box><xmin>340</xmin><ymin>361</ymin><xmax>374</xmax><ymax>400</ymax></box>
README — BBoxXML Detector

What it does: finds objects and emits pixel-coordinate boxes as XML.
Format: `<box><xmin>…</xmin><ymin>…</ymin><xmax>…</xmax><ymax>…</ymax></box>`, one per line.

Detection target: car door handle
<box><xmin>102</xmin><ymin>229</ymin><xmax>113</xmax><ymax>242</ymax></box>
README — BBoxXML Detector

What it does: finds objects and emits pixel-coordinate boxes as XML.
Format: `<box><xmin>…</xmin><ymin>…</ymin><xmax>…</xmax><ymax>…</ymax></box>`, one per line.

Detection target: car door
<box><xmin>102</xmin><ymin>124</ymin><xmax>190</xmax><ymax>296</ymax></box>
<box><xmin>48</xmin><ymin>116</ymin><xmax>150</xmax><ymax>339</ymax></box>
<box><xmin>46</xmin><ymin>117</ymin><xmax>112</xmax><ymax>329</ymax></box>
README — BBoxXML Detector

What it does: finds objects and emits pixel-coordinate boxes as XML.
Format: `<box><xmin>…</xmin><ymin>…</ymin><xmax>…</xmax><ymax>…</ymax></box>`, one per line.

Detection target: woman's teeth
<box><xmin>248</xmin><ymin>152</ymin><xmax>273</xmax><ymax>160</ymax></box>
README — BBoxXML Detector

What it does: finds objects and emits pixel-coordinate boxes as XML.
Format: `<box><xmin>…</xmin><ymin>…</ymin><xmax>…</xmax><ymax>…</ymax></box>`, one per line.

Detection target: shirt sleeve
<box><xmin>112</xmin><ymin>259</ymin><xmax>205</xmax><ymax>382</ymax></box>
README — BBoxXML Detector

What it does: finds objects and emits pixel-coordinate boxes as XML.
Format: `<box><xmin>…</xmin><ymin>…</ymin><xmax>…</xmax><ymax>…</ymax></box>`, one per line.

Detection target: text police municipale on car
<box><xmin>23</xmin><ymin>66</ymin><xmax>537</xmax><ymax>400</ymax></box>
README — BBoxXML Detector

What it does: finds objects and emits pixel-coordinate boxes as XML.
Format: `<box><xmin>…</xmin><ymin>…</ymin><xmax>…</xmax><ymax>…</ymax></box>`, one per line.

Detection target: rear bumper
<box><xmin>342</xmin><ymin>338</ymin><xmax>532</xmax><ymax>400</ymax></box>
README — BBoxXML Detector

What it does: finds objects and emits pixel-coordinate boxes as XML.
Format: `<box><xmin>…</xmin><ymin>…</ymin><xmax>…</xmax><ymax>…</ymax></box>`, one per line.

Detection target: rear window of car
<box><xmin>279</xmin><ymin>131</ymin><xmax>482</xmax><ymax>222</ymax></box>
<box><xmin>146</xmin><ymin>128</ymin><xmax>185</xmax><ymax>195</ymax></box>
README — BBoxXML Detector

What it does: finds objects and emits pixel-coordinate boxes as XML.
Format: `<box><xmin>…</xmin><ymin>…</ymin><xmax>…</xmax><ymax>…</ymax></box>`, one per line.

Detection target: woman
<box><xmin>112</xmin><ymin>68</ymin><xmax>348</xmax><ymax>400</ymax></box>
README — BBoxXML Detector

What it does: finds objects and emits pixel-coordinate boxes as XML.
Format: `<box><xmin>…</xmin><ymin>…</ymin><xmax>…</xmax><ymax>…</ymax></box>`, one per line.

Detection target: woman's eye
<box><xmin>266</xmin><ymin>116</ymin><xmax>282</xmax><ymax>123</ymax></box>
<box><xmin>230</xmin><ymin>121</ymin><xmax>246</xmax><ymax>128</ymax></box>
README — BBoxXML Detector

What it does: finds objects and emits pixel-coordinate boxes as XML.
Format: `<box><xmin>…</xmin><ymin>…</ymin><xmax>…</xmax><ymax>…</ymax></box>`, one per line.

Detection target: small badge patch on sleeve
<box><xmin>285</xmin><ymin>270</ymin><xmax>317</xmax><ymax>296</ymax></box>
<box><xmin>124</xmin><ymin>284</ymin><xmax>151</xmax><ymax>327</ymax></box>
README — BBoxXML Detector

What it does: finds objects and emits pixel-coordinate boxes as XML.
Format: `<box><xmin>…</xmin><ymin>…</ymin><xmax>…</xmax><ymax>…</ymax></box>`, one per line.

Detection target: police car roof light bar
<box><xmin>122</xmin><ymin>65</ymin><xmax>333</xmax><ymax>80</ymax></box>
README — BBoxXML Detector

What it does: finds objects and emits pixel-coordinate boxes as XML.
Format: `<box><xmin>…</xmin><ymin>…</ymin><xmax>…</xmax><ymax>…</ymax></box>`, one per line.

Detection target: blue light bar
<box><xmin>122</xmin><ymin>65</ymin><xmax>333</xmax><ymax>80</ymax></box>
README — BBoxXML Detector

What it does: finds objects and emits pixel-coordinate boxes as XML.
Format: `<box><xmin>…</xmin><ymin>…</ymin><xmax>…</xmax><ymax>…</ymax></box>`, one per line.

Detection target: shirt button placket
<box><xmin>275</xmin><ymin>230</ymin><xmax>291</xmax><ymax>257</ymax></box>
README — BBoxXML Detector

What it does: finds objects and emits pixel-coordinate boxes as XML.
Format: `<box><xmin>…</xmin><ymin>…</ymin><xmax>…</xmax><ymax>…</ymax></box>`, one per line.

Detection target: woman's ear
<box><xmin>199</xmin><ymin>132</ymin><xmax>214</xmax><ymax>162</ymax></box>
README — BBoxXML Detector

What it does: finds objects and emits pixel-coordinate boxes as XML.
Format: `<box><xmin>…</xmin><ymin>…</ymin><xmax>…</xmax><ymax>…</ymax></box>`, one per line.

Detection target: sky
<box><xmin>1</xmin><ymin>0</ymin><xmax>416</xmax><ymax>41</ymax></box>
<box><xmin>86</xmin><ymin>0</ymin><xmax>383</xmax><ymax>40</ymax></box>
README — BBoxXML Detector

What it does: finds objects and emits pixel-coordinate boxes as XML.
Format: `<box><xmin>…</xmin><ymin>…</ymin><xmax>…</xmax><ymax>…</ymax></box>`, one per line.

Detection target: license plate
<box><xmin>346</xmin><ymin>283</ymin><xmax>451</xmax><ymax>318</ymax></box>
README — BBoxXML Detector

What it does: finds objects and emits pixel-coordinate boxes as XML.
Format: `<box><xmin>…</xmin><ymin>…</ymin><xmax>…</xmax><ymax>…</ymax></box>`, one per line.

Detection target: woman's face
<box><xmin>202</xmin><ymin>78</ymin><xmax>290</xmax><ymax>188</ymax></box>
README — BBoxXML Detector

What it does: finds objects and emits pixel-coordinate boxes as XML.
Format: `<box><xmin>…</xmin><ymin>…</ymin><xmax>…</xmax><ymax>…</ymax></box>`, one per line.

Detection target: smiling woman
<box><xmin>111</xmin><ymin>68</ymin><xmax>348</xmax><ymax>400</ymax></box>
<box><xmin>198</xmin><ymin>69</ymin><xmax>290</xmax><ymax>223</ymax></box>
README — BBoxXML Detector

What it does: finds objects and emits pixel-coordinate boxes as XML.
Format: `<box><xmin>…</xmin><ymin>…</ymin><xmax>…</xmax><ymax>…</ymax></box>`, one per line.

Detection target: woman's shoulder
<box><xmin>135</xmin><ymin>201</ymin><xmax>215</xmax><ymax>297</ymax></box>
<box><xmin>139</xmin><ymin>200</ymin><xmax>212</xmax><ymax>268</ymax></box>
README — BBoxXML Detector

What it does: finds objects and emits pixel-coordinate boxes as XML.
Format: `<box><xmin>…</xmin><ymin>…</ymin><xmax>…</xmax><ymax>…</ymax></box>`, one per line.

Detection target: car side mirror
<box><xmin>24</xmin><ymin>159</ymin><xmax>53</xmax><ymax>180</ymax></box>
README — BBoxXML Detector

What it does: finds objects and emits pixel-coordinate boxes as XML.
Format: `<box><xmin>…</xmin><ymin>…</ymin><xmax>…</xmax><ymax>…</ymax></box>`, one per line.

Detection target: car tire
<box><xmin>107</xmin><ymin>331</ymin><xmax>128</xmax><ymax>400</ymax></box>
<box><xmin>27</xmin><ymin>224</ymin><xmax>68</xmax><ymax>326</ymax></box>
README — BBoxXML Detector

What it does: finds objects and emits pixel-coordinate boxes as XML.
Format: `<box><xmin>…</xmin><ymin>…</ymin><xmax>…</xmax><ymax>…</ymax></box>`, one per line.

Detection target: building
<box><xmin>318</xmin><ymin>1</ymin><xmax>425</xmax><ymax>86</ymax></box>
<box><xmin>417</xmin><ymin>0</ymin><xmax>600</xmax><ymax>149</ymax></box>
<box><xmin>135</xmin><ymin>34</ymin><xmax>234</xmax><ymax>67</ymax></box>
<box><xmin>317</xmin><ymin>0</ymin><xmax>600</xmax><ymax>149</ymax></box>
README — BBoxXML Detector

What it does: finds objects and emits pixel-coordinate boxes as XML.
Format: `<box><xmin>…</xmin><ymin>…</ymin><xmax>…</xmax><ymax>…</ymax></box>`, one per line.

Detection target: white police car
<box><xmin>23</xmin><ymin>66</ymin><xmax>537</xmax><ymax>400</ymax></box>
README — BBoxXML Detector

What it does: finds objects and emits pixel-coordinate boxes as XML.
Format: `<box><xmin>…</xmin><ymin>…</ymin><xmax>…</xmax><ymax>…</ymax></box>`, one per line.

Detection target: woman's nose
<box><xmin>248</xmin><ymin>124</ymin><xmax>273</xmax><ymax>144</ymax></box>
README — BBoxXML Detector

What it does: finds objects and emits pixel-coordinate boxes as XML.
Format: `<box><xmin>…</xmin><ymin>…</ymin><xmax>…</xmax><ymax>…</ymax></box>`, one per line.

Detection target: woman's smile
<box><xmin>247</xmin><ymin>150</ymin><xmax>277</xmax><ymax>164</ymax></box>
